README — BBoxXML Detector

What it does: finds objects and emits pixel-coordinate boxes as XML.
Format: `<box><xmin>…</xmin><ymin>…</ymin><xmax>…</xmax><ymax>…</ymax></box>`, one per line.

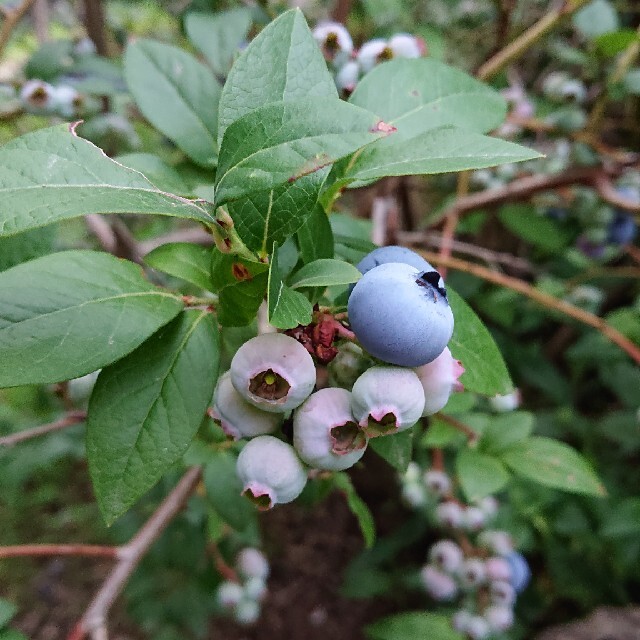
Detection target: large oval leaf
<box><xmin>217</xmin><ymin>8</ymin><xmax>337</xmax><ymax>144</ymax></box>
<box><xmin>0</xmin><ymin>251</ymin><xmax>183</xmax><ymax>387</ymax></box>
<box><xmin>125</xmin><ymin>40</ymin><xmax>221</xmax><ymax>167</ymax></box>
<box><xmin>447</xmin><ymin>287</ymin><xmax>513</xmax><ymax>396</ymax></box>
<box><xmin>350</xmin><ymin>58</ymin><xmax>507</xmax><ymax>138</ymax></box>
<box><xmin>215</xmin><ymin>98</ymin><xmax>393</xmax><ymax>204</ymax></box>
<box><xmin>0</xmin><ymin>126</ymin><xmax>213</xmax><ymax>237</ymax></box>
<box><xmin>87</xmin><ymin>310</ymin><xmax>220</xmax><ymax>524</ymax></box>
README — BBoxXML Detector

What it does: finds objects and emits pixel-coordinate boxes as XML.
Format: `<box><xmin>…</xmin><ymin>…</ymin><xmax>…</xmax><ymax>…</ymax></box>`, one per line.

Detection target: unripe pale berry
<box><xmin>478</xmin><ymin>530</ymin><xmax>514</xmax><ymax>556</ymax></box>
<box><xmin>489</xmin><ymin>390</ymin><xmax>521</xmax><ymax>412</ymax></box>
<box><xmin>348</xmin><ymin>263</ymin><xmax>454</xmax><ymax>367</ymax></box>
<box><xmin>477</xmin><ymin>495</ymin><xmax>499</xmax><ymax>519</ymax></box>
<box><xmin>236</xmin><ymin>436</ymin><xmax>307</xmax><ymax>509</ymax></box>
<box><xmin>234</xmin><ymin>598</ymin><xmax>260</xmax><ymax>625</ymax></box>
<box><xmin>244</xmin><ymin>576</ymin><xmax>267</xmax><ymax>602</ymax></box>
<box><xmin>293</xmin><ymin>387</ymin><xmax>367</xmax><ymax>470</ymax></box>
<box><xmin>327</xmin><ymin>342</ymin><xmax>370</xmax><ymax>389</ymax></box>
<box><xmin>213</xmin><ymin>372</ymin><xmax>282</xmax><ymax>440</ymax></box>
<box><xmin>435</xmin><ymin>501</ymin><xmax>464</xmax><ymax>528</ymax></box>
<box><xmin>423</xmin><ymin>470</ymin><xmax>451</xmax><ymax>497</ymax></box>
<box><xmin>403</xmin><ymin>461</ymin><xmax>422</xmax><ymax>484</ymax></box>
<box><xmin>485</xmin><ymin>557</ymin><xmax>512</xmax><ymax>582</ymax></box>
<box><xmin>312</xmin><ymin>22</ymin><xmax>353</xmax><ymax>66</ymax></box>
<box><xmin>452</xmin><ymin>609</ymin><xmax>473</xmax><ymax>633</ymax></box>
<box><xmin>388</xmin><ymin>33</ymin><xmax>425</xmax><ymax>58</ymax></box>
<box><xmin>54</xmin><ymin>85</ymin><xmax>82</xmax><ymax>118</ymax></box>
<box><xmin>490</xmin><ymin>580</ymin><xmax>516</xmax><ymax>606</ymax></box>
<box><xmin>401</xmin><ymin>482</ymin><xmax>426</xmax><ymax>508</ymax></box>
<box><xmin>466</xmin><ymin>615</ymin><xmax>491</xmax><ymax>640</ymax></box>
<box><xmin>420</xmin><ymin>565</ymin><xmax>458</xmax><ymax>601</ymax></box>
<box><xmin>459</xmin><ymin>558</ymin><xmax>486</xmax><ymax>589</ymax></box>
<box><xmin>217</xmin><ymin>581</ymin><xmax>244</xmax><ymax>609</ymax></box>
<box><xmin>506</xmin><ymin>551</ymin><xmax>531</xmax><ymax>593</ymax></box>
<box><xmin>236</xmin><ymin>547</ymin><xmax>269</xmax><ymax>581</ymax></box>
<box><xmin>20</xmin><ymin>79</ymin><xmax>57</xmax><ymax>114</ymax></box>
<box><xmin>463</xmin><ymin>506</ymin><xmax>486</xmax><ymax>531</ymax></box>
<box><xmin>355</xmin><ymin>245</ymin><xmax>434</xmax><ymax>278</ymax></box>
<box><xmin>414</xmin><ymin>347</ymin><xmax>465</xmax><ymax>416</ymax></box>
<box><xmin>335</xmin><ymin>60</ymin><xmax>360</xmax><ymax>93</ymax></box>
<box><xmin>351</xmin><ymin>366</ymin><xmax>425</xmax><ymax>437</ymax></box>
<box><xmin>429</xmin><ymin>540</ymin><xmax>464</xmax><ymax>573</ymax></box>
<box><xmin>357</xmin><ymin>38</ymin><xmax>393</xmax><ymax>73</ymax></box>
<box><xmin>230</xmin><ymin>333</ymin><xmax>316</xmax><ymax>414</ymax></box>
<box><xmin>484</xmin><ymin>605</ymin><xmax>514</xmax><ymax>632</ymax></box>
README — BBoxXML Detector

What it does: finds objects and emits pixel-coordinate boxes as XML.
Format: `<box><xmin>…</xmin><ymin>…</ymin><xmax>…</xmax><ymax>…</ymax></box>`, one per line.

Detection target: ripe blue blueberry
<box><xmin>236</xmin><ymin>435</ymin><xmax>307</xmax><ymax>509</ymax></box>
<box><xmin>230</xmin><ymin>333</ymin><xmax>316</xmax><ymax>414</ymax></box>
<box><xmin>607</xmin><ymin>211</ymin><xmax>637</xmax><ymax>245</ymax></box>
<box><xmin>348</xmin><ymin>262</ymin><xmax>454</xmax><ymax>367</ymax></box>
<box><xmin>355</xmin><ymin>245</ymin><xmax>434</xmax><ymax>277</ymax></box>
<box><xmin>293</xmin><ymin>387</ymin><xmax>368</xmax><ymax>471</ymax></box>
<box><xmin>505</xmin><ymin>551</ymin><xmax>531</xmax><ymax>593</ymax></box>
<box><xmin>351</xmin><ymin>366</ymin><xmax>425</xmax><ymax>437</ymax></box>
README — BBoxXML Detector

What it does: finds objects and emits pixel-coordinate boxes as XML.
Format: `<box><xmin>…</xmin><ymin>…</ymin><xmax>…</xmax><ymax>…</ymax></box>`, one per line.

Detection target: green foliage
<box><xmin>144</xmin><ymin>242</ymin><xmax>214</xmax><ymax>291</ymax></box>
<box><xmin>0</xmin><ymin>251</ymin><xmax>183</xmax><ymax>387</ymax></box>
<box><xmin>366</xmin><ymin>612</ymin><xmax>464</xmax><ymax>640</ymax></box>
<box><xmin>369</xmin><ymin>428</ymin><xmax>414</xmax><ymax>472</ymax></box>
<box><xmin>87</xmin><ymin>310</ymin><xmax>219</xmax><ymax>524</ymax></box>
<box><xmin>334</xmin><ymin>472</ymin><xmax>376</xmax><ymax>548</ymax></box>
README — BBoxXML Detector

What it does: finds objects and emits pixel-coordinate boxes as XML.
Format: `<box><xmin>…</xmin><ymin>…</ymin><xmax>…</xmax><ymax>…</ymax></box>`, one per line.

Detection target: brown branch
<box><xmin>439</xmin><ymin>171</ymin><xmax>470</xmax><ymax>278</ymax></box>
<box><xmin>435</xmin><ymin>413</ymin><xmax>479</xmax><ymax>443</ymax></box>
<box><xmin>0</xmin><ymin>410</ymin><xmax>86</xmax><ymax>448</ymax></box>
<box><xmin>418</xmin><ymin>250</ymin><xmax>640</xmax><ymax>364</ymax></box>
<box><xmin>476</xmin><ymin>0</ymin><xmax>590</xmax><ymax>81</ymax></box>
<box><xmin>68</xmin><ymin>466</ymin><xmax>202</xmax><ymax>640</ymax></box>
<box><xmin>0</xmin><ymin>544</ymin><xmax>118</xmax><ymax>559</ymax></box>
<box><xmin>82</xmin><ymin>0</ymin><xmax>108</xmax><ymax>56</ymax></box>
<box><xmin>440</xmin><ymin>165</ymin><xmax>636</xmax><ymax>221</ymax></box>
<box><xmin>398</xmin><ymin>231</ymin><xmax>535</xmax><ymax>274</ymax></box>
<box><xmin>331</xmin><ymin>0</ymin><xmax>352</xmax><ymax>23</ymax></box>
<box><xmin>0</xmin><ymin>0</ymin><xmax>37</xmax><ymax>57</ymax></box>
<box><xmin>593</xmin><ymin>173</ymin><xmax>640</xmax><ymax>215</ymax></box>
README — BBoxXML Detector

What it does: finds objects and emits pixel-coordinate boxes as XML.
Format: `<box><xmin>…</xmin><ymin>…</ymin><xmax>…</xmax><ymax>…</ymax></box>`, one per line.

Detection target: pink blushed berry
<box><xmin>435</xmin><ymin>501</ymin><xmax>464</xmax><ymax>529</ymax></box>
<box><xmin>463</xmin><ymin>506</ymin><xmax>486</xmax><ymax>531</ymax></box>
<box><xmin>429</xmin><ymin>540</ymin><xmax>464</xmax><ymax>573</ymax></box>
<box><xmin>420</xmin><ymin>565</ymin><xmax>458</xmax><ymax>601</ymax></box>
<box><xmin>236</xmin><ymin>548</ymin><xmax>269</xmax><ymax>581</ymax></box>
<box><xmin>485</xmin><ymin>557</ymin><xmax>512</xmax><ymax>582</ymax></box>
<box><xmin>414</xmin><ymin>347</ymin><xmax>465</xmax><ymax>416</ymax></box>
<box><xmin>484</xmin><ymin>605</ymin><xmax>514</xmax><ymax>632</ymax></box>
<box><xmin>424</xmin><ymin>470</ymin><xmax>451</xmax><ymax>497</ymax></box>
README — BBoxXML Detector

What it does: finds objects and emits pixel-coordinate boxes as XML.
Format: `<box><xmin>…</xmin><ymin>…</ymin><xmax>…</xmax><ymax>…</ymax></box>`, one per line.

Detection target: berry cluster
<box><xmin>400</xmin><ymin>464</ymin><xmax>530</xmax><ymax>639</ymax></box>
<box><xmin>311</xmin><ymin>21</ymin><xmax>425</xmax><ymax>94</ymax></box>
<box><xmin>216</xmin><ymin>548</ymin><xmax>269</xmax><ymax>625</ymax></box>
<box><xmin>209</xmin><ymin>246</ymin><xmax>463</xmax><ymax>509</ymax></box>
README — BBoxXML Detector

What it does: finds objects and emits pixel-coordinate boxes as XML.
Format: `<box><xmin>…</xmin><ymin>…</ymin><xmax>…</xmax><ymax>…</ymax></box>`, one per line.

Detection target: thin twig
<box><xmin>439</xmin><ymin>165</ymin><xmax>637</xmax><ymax>222</ymax></box>
<box><xmin>0</xmin><ymin>544</ymin><xmax>118</xmax><ymax>559</ymax></box>
<box><xmin>68</xmin><ymin>466</ymin><xmax>202</xmax><ymax>640</ymax></box>
<box><xmin>418</xmin><ymin>250</ymin><xmax>640</xmax><ymax>364</ymax></box>
<box><xmin>476</xmin><ymin>0</ymin><xmax>590</xmax><ymax>81</ymax></box>
<box><xmin>435</xmin><ymin>413</ymin><xmax>479</xmax><ymax>443</ymax></box>
<box><xmin>0</xmin><ymin>410</ymin><xmax>86</xmax><ymax>448</ymax></box>
<box><xmin>84</xmin><ymin>215</ymin><xmax>117</xmax><ymax>254</ymax></box>
<box><xmin>593</xmin><ymin>173</ymin><xmax>640</xmax><ymax>214</ymax></box>
<box><xmin>398</xmin><ymin>231</ymin><xmax>535</xmax><ymax>273</ymax></box>
<box><xmin>440</xmin><ymin>171</ymin><xmax>470</xmax><ymax>278</ymax></box>
<box><xmin>0</xmin><ymin>0</ymin><xmax>38</xmax><ymax>57</ymax></box>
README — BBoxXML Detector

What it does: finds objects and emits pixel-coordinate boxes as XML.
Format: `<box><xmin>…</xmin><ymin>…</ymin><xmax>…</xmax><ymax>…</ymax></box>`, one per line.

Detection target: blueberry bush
<box><xmin>0</xmin><ymin>1</ymin><xmax>639</xmax><ymax>639</ymax></box>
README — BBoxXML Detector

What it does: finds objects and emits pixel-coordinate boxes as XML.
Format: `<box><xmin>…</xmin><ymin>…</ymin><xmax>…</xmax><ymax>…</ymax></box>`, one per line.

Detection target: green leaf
<box><xmin>350</xmin><ymin>58</ymin><xmax>507</xmax><ymax>138</ymax></box>
<box><xmin>334</xmin><ymin>472</ymin><xmax>375</xmax><ymax>548</ymax></box>
<box><xmin>267</xmin><ymin>243</ymin><xmax>312</xmax><ymax>329</ymax></box>
<box><xmin>600</xmin><ymin>498</ymin><xmax>640</xmax><ymax>537</ymax></box>
<box><xmin>297</xmin><ymin>204</ymin><xmax>334</xmax><ymax>263</ymax></box>
<box><xmin>215</xmin><ymin>98</ymin><xmax>393</xmax><ymax>205</ymax></box>
<box><xmin>447</xmin><ymin>287</ymin><xmax>513</xmax><ymax>396</ymax></box>
<box><xmin>124</xmin><ymin>39</ymin><xmax>221</xmax><ymax>167</ymax></box>
<box><xmin>185</xmin><ymin>8</ymin><xmax>253</xmax><ymax>77</ymax></box>
<box><xmin>366</xmin><ymin>612</ymin><xmax>463</xmax><ymax>640</ymax></box>
<box><xmin>342</xmin><ymin>126</ymin><xmax>542</xmax><ymax>184</ymax></box>
<box><xmin>115</xmin><ymin>153</ymin><xmax>191</xmax><ymax>195</ymax></box>
<box><xmin>573</xmin><ymin>0</ymin><xmax>619</xmax><ymax>39</ymax></box>
<box><xmin>218</xmin><ymin>272</ymin><xmax>269</xmax><ymax>327</ymax></box>
<box><xmin>217</xmin><ymin>8</ymin><xmax>337</xmax><ymax>144</ymax></box>
<box><xmin>369</xmin><ymin>429</ymin><xmax>413</xmax><ymax>472</ymax></box>
<box><xmin>144</xmin><ymin>242</ymin><xmax>214</xmax><ymax>291</ymax></box>
<box><xmin>203</xmin><ymin>450</ymin><xmax>257</xmax><ymax>531</ymax></box>
<box><xmin>227</xmin><ymin>169</ymin><xmax>328</xmax><ymax>254</ymax></box>
<box><xmin>210</xmin><ymin>248</ymin><xmax>269</xmax><ymax>292</ymax></box>
<box><xmin>0</xmin><ymin>227</ymin><xmax>53</xmax><ymax>271</ymax></box>
<box><xmin>289</xmin><ymin>259</ymin><xmax>361</xmax><ymax>289</ymax></box>
<box><xmin>0</xmin><ymin>599</ymin><xmax>17</xmax><ymax>627</ymax></box>
<box><xmin>456</xmin><ymin>448</ymin><xmax>510</xmax><ymax>501</ymax></box>
<box><xmin>594</xmin><ymin>29</ymin><xmax>639</xmax><ymax>57</ymax></box>
<box><xmin>422</xmin><ymin>416</ymin><xmax>467</xmax><ymax>448</ymax></box>
<box><xmin>499</xmin><ymin>204</ymin><xmax>572</xmax><ymax>251</ymax></box>
<box><xmin>500</xmin><ymin>437</ymin><xmax>606</xmax><ymax>497</ymax></box>
<box><xmin>0</xmin><ymin>251</ymin><xmax>183</xmax><ymax>388</ymax></box>
<box><xmin>87</xmin><ymin>310</ymin><xmax>219</xmax><ymax>524</ymax></box>
<box><xmin>480</xmin><ymin>411</ymin><xmax>534</xmax><ymax>454</ymax></box>
<box><xmin>0</xmin><ymin>126</ymin><xmax>213</xmax><ymax>237</ymax></box>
